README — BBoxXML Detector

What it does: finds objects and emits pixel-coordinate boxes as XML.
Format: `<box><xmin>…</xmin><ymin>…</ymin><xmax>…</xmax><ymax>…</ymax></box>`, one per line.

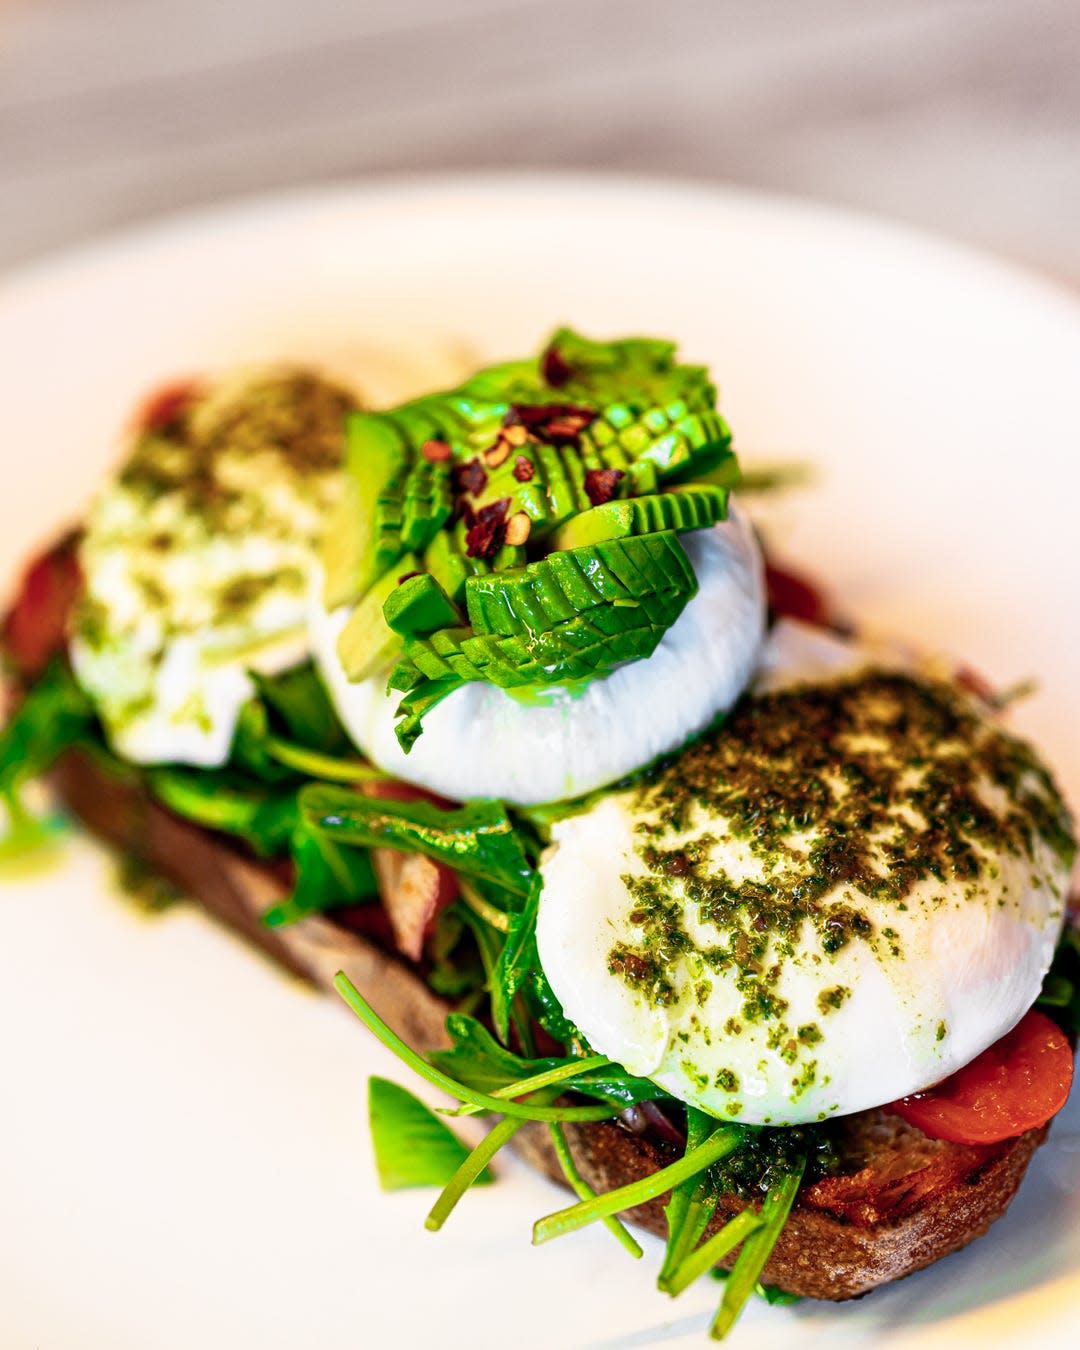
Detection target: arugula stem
<box><xmin>549</xmin><ymin>1123</ymin><xmax>643</xmax><ymax>1259</ymax></box>
<box><xmin>710</xmin><ymin>1158</ymin><xmax>806</xmax><ymax>1340</ymax></box>
<box><xmin>492</xmin><ymin>1054</ymin><xmax>612</xmax><ymax>1100</ymax></box>
<box><xmin>451</xmin><ymin>1053</ymin><xmax>613</xmax><ymax>1117</ymax></box>
<box><xmin>265</xmin><ymin>736</ymin><xmax>390</xmax><ymax>784</ymax></box>
<box><xmin>663</xmin><ymin>1209</ymin><xmax>764</xmax><ymax>1297</ymax></box>
<box><xmin>425</xmin><ymin>1115</ymin><xmax>525</xmax><ymax>1232</ymax></box>
<box><xmin>457</xmin><ymin>878</ymin><xmax>511</xmax><ymax>933</ymax></box>
<box><xmin>532</xmin><ymin>1126</ymin><xmax>744</xmax><ymax>1245</ymax></box>
<box><xmin>658</xmin><ymin>1107</ymin><xmax>719</xmax><ymax>1290</ymax></box>
<box><xmin>334</xmin><ymin>973</ymin><xmax>615</xmax><ymax>1124</ymax></box>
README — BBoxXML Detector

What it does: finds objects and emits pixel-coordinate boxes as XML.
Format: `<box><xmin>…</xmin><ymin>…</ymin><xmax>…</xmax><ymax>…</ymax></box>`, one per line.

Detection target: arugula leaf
<box><xmin>1</xmin><ymin>659</ymin><xmax>94</xmax><ymax>789</ymax></box>
<box><xmin>523</xmin><ymin>958</ymin><xmax>581</xmax><ymax>1047</ymax></box>
<box><xmin>490</xmin><ymin>876</ymin><xmax>542</xmax><ymax>1042</ymax></box>
<box><xmin>368</xmin><ymin>1076</ymin><xmax>493</xmax><ymax>1190</ymax></box>
<box><xmin>431</xmin><ymin>1013</ymin><xmax>668</xmax><ymax>1114</ymax></box>
<box><xmin>755</xmin><ymin>1282</ymin><xmax>802</xmax><ymax>1307</ymax></box>
<box><xmin>262</xmin><ymin>818</ymin><xmax>379</xmax><ymax>928</ymax></box>
<box><xmin>457</xmin><ymin>903</ymin><xmax>505</xmax><ymax>995</ymax></box>
<box><xmin>145</xmin><ymin>767</ymin><xmax>383</xmax><ymax>927</ymax></box>
<box><xmin>1038</xmin><ymin>925</ymin><xmax>1080</xmax><ymax>1036</ymax></box>
<box><xmin>145</xmin><ymin>766</ymin><xmax>298</xmax><ymax>855</ymax></box>
<box><xmin>429</xmin><ymin>1013</ymin><xmax>555</xmax><ymax>1093</ymax></box>
<box><xmin>1</xmin><ymin>660</ymin><xmax>96</xmax><ymax>850</ymax></box>
<box><xmin>336</xmin><ymin>974</ymin><xmax>616</xmax><ymax>1124</ymax></box>
<box><xmin>229</xmin><ymin>698</ymin><xmax>296</xmax><ymax>783</ymax></box>
<box><xmin>301</xmin><ymin>785</ymin><xmax>534</xmax><ymax>897</ymax></box>
<box><xmin>251</xmin><ymin>662</ymin><xmax>349</xmax><ymax>753</ymax></box>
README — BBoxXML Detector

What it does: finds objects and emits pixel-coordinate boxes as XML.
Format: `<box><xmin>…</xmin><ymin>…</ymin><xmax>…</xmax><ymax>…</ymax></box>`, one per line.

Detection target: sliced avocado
<box><xmin>383</xmin><ymin>573</ymin><xmax>462</xmax><ymax>638</ymax></box>
<box><xmin>492</xmin><ymin>543</ymin><xmax>526</xmax><ymax>571</ymax></box>
<box><xmin>534</xmin><ymin>443</ymin><xmax>580</xmax><ymax>525</ymax></box>
<box><xmin>550</xmin><ymin>500</ymin><xmax>636</xmax><ymax>551</ymax></box>
<box><xmin>627</xmin><ymin>458</ymin><xmax>659</xmax><ymax>495</ymax></box>
<box><xmin>400</xmin><ymin>459</ymin><xmax>453</xmax><ymax>553</ymax></box>
<box><xmin>422</xmin><ymin>522</ymin><xmax>490</xmax><ymax>606</ymax></box>
<box><xmin>322</xmin><ymin>414</ymin><xmax>407</xmax><ymax>609</ymax></box>
<box><xmin>636</xmin><ymin>411</ymin><xmax>734</xmax><ymax>485</ymax></box>
<box><xmin>463</xmin><ymin>534</ymin><xmax>694</xmax><ymax>640</ymax></box>
<box><xmin>423</xmin><ymin>529</ymin><xmax>468</xmax><ymax>607</ymax></box>
<box><xmin>402</xmin><ymin>579</ymin><xmax>692</xmax><ymax>693</ymax></box>
<box><xmin>336</xmin><ymin>552</ymin><xmax>419</xmax><ymax>681</ymax></box>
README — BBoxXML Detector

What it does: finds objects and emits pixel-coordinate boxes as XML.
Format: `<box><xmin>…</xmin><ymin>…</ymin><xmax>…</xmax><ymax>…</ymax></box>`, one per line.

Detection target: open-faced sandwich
<box><xmin>2</xmin><ymin>330</ymin><xmax>1077</xmax><ymax>1340</ymax></box>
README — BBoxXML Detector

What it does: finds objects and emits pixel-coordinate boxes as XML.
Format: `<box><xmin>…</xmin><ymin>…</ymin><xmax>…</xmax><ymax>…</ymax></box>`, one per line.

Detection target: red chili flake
<box><xmin>421</xmin><ymin>438</ymin><xmax>452</xmax><ymax>462</ymax></box>
<box><xmin>453</xmin><ymin>457</ymin><xmax>488</xmax><ymax>497</ymax></box>
<box><xmin>465</xmin><ymin>498</ymin><xmax>511</xmax><ymax>559</ymax></box>
<box><xmin>541</xmin><ymin>344</ymin><xmax>573</xmax><ymax>387</ymax></box>
<box><xmin>584</xmin><ymin>468</ymin><xmax>624</xmax><ymax>506</ymax></box>
<box><xmin>511</xmin><ymin>403</ymin><xmax>597</xmax><ymax>444</ymax></box>
<box><xmin>136</xmin><ymin>378</ymin><xmax>200</xmax><ymax>434</ymax></box>
<box><xmin>512</xmin><ymin>455</ymin><xmax>535</xmax><ymax>482</ymax></box>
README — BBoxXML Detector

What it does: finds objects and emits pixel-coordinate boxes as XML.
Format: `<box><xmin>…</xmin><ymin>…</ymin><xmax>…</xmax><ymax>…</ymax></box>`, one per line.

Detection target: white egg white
<box><xmin>311</xmin><ymin>507</ymin><xmax>766</xmax><ymax>807</ymax></box>
<box><xmin>535</xmin><ymin>624</ymin><xmax>1073</xmax><ymax>1124</ymax></box>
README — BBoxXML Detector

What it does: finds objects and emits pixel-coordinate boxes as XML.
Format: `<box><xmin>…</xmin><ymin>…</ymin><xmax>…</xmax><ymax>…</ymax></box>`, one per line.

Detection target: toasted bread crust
<box><xmin>49</xmin><ymin>745</ymin><xmax>1049</xmax><ymax>1301</ymax></box>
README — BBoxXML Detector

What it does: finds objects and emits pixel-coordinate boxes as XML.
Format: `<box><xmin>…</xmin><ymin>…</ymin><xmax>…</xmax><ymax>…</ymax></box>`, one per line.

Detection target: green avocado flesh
<box><xmin>320</xmin><ymin>328</ymin><xmax>742</xmax><ymax>750</ymax></box>
<box><xmin>383</xmin><ymin>573</ymin><xmax>462</xmax><ymax>638</ymax></box>
<box><xmin>336</xmin><ymin>554</ymin><xmax>419</xmax><ymax>681</ymax></box>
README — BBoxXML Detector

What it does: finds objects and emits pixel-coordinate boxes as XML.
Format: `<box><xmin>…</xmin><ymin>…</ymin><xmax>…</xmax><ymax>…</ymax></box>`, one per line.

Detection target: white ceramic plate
<box><xmin>1</xmin><ymin>175</ymin><xmax>1078</xmax><ymax>1350</ymax></box>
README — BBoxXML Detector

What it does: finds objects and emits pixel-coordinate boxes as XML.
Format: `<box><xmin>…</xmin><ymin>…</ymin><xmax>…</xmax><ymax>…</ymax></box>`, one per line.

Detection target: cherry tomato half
<box><xmin>888</xmin><ymin>1009</ymin><xmax>1074</xmax><ymax>1145</ymax></box>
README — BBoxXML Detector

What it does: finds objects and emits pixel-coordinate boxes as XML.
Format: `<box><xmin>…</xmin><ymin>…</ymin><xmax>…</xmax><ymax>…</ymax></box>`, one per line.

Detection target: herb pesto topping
<box><xmin>71</xmin><ymin>369</ymin><xmax>356</xmax><ymax>763</ymax></box>
<box><xmin>536</xmin><ymin>663</ymin><xmax>1075</xmax><ymax>1124</ymax></box>
<box><xmin>613</xmin><ymin>672</ymin><xmax>1074</xmax><ymax>1023</ymax></box>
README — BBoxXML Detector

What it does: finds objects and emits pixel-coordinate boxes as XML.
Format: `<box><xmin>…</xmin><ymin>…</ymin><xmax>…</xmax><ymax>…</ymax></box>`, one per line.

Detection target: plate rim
<box><xmin>4</xmin><ymin>168</ymin><xmax>1080</xmax><ymax>337</ymax></box>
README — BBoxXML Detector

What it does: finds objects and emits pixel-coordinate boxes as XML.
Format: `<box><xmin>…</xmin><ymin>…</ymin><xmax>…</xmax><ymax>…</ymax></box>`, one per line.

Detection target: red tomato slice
<box><xmin>888</xmin><ymin>1009</ymin><xmax>1074</xmax><ymax>1145</ymax></box>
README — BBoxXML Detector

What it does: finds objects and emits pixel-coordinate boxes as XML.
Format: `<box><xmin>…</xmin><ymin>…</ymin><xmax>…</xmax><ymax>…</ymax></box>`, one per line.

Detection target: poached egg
<box><xmin>310</xmin><ymin>507</ymin><xmax>766</xmax><ymax>807</ymax></box>
<box><xmin>70</xmin><ymin>371</ymin><xmax>354</xmax><ymax>766</ymax></box>
<box><xmin>536</xmin><ymin>622</ymin><xmax>1074</xmax><ymax>1124</ymax></box>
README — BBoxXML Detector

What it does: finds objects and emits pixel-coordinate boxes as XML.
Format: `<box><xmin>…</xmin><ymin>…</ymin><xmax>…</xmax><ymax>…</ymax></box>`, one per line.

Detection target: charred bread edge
<box><xmin>48</xmin><ymin>745</ymin><xmax>1049</xmax><ymax>1301</ymax></box>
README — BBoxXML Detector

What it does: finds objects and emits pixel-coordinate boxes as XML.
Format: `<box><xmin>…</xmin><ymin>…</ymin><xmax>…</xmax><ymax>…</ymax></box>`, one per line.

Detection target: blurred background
<box><xmin>4</xmin><ymin>0</ymin><xmax>1080</xmax><ymax>284</ymax></box>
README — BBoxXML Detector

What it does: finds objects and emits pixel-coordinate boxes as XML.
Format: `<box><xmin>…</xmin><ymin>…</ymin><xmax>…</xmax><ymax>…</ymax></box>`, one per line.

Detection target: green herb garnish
<box><xmin>368</xmin><ymin>1076</ymin><xmax>493</xmax><ymax>1191</ymax></box>
<box><xmin>303</xmin><ymin>785</ymin><xmax>534</xmax><ymax>899</ymax></box>
<box><xmin>334</xmin><ymin>973</ymin><xmax>615</xmax><ymax>1124</ymax></box>
<box><xmin>0</xmin><ymin>658</ymin><xmax>96</xmax><ymax>851</ymax></box>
